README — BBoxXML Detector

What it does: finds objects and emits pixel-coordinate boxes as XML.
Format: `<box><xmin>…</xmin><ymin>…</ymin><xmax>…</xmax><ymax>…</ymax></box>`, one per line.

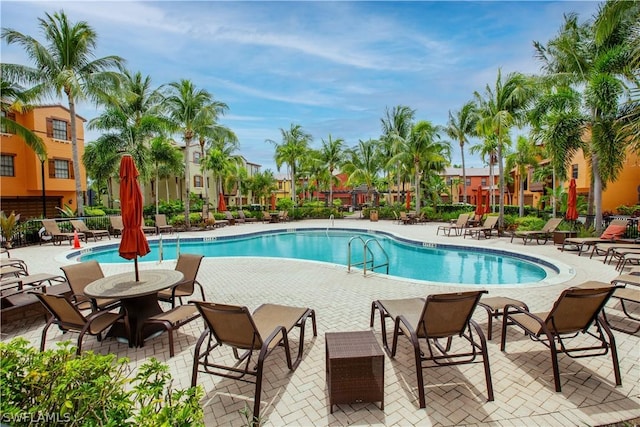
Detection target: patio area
<box><xmin>1</xmin><ymin>218</ymin><xmax>639</xmax><ymax>426</ymax></box>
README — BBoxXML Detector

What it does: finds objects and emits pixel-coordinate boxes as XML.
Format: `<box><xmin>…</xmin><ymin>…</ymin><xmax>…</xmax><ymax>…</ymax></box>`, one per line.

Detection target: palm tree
<box><xmin>389</xmin><ymin>120</ymin><xmax>449</xmax><ymax>212</ymax></box>
<box><xmin>149</xmin><ymin>137</ymin><xmax>183</xmax><ymax>214</ymax></box>
<box><xmin>474</xmin><ymin>69</ymin><xmax>536</xmax><ymax>227</ymax></box>
<box><xmin>267</xmin><ymin>124</ymin><xmax>312</xmax><ymax>204</ymax></box>
<box><xmin>342</xmin><ymin>139</ymin><xmax>382</xmax><ymax>205</ymax></box>
<box><xmin>226</xmin><ymin>162</ymin><xmax>248</xmax><ymax>208</ymax></box>
<box><xmin>446</xmin><ymin>101</ymin><xmax>477</xmax><ymax>204</ymax></box>
<box><xmin>162</xmin><ymin>79</ymin><xmax>225</xmax><ymax>228</ymax></box>
<box><xmin>0</xmin><ymin>80</ymin><xmax>47</xmax><ymax>157</ymax></box>
<box><xmin>506</xmin><ymin>135</ymin><xmax>542</xmax><ymax>216</ymax></box>
<box><xmin>2</xmin><ymin>10</ymin><xmax>124</xmax><ymax>216</ymax></box>
<box><xmin>201</xmin><ymin>131</ymin><xmax>240</xmax><ymax>211</ymax></box>
<box><xmin>248</xmin><ymin>170</ymin><xmax>277</xmax><ymax>207</ymax></box>
<box><xmin>380</xmin><ymin>105</ymin><xmax>415</xmax><ymax>203</ymax></box>
<box><xmin>318</xmin><ymin>135</ymin><xmax>344</xmax><ymax>206</ymax></box>
<box><xmin>83</xmin><ymin>138</ymin><xmax>121</xmax><ymax>208</ymax></box>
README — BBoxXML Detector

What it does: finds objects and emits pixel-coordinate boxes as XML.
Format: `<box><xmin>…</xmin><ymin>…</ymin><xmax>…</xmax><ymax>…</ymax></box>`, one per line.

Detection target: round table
<box><xmin>84</xmin><ymin>269</ymin><xmax>184</xmax><ymax>347</ymax></box>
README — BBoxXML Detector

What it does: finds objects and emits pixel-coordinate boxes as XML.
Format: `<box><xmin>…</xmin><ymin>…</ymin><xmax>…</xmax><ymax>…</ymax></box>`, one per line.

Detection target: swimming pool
<box><xmin>76</xmin><ymin>229</ymin><xmax>551</xmax><ymax>285</ymax></box>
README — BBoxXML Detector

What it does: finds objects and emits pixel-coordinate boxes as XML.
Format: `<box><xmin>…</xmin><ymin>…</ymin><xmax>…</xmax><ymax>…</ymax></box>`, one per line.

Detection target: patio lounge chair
<box><xmin>70</xmin><ymin>219</ymin><xmax>111</xmax><ymax>242</ymax></box>
<box><xmin>607</xmin><ymin>269</ymin><xmax>640</xmax><ymax>333</ymax></box>
<box><xmin>510</xmin><ymin>217</ymin><xmax>563</xmax><ymax>245</ymax></box>
<box><xmin>141</xmin><ymin>303</ymin><xmax>201</xmax><ymax>357</ymax></box>
<box><xmin>158</xmin><ymin>254</ymin><xmax>205</xmax><ymax>308</ymax></box>
<box><xmin>238</xmin><ymin>210</ymin><xmax>257</xmax><ymax>222</ymax></box>
<box><xmin>399</xmin><ymin>211</ymin><xmax>416</xmax><ymax>225</ymax></box>
<box><xmin>561</xmin><ymin>219</ymin><xmax>629</xmax><ymax>254</ymax></box>
<box><xmin>109</xmin><ymin>216</ymin><xmax>124</xmax><ymax>237</ymax></box>
<box><xmin>500</xmin><ymin>282</ymin><xmax>622</xmax><ymax>392</ymax></box>
<box><xmin>154</xmin><ymin>214</ymin><xmax>174</xmax><ymax>234</ymax></box>
<box><xmin>205</xmin><ymin>212</ymin><xmax>229</xmax><ymax>228</ymax></box>
<box><xmin>262</xmin><ymin>211</ymin><xmax>275</xmax><ymax>223</ymax></box>
<box><xmin>463</xmin><ymin>216</ymin><xmax>499</xmax><ymax>239</ymax></box>
<box><xmin>370</xmin><ymin>290</ymin><xmax>493</xmax><ymax>408</ymax></box>
<box><xmin>436</xmin><ymin>213</ymin><xmax>469</xmax><ymax>236</ymax></box>
<box><xmin>60</xmin><ymin>261</ymin><xmax>120</xmax><ymax>312</ymax></box>
<box><xmin>590</xmin><ymin>242</ymin><xmax>640</xmax><ymax>263</ymax></box>
<box><xmin>141</xmin><ymin>217</ymin><xmax>156</xmax><ymax>235</ymax></box>
<box><xmin>41</xmin><ymin>219</ymin><xmax>85</xmax><ymax>246</ymax></box>
<box><xmin>223</xmin><ymin>211</ymin><xmax>236</xmax><ymax>225</ymax></box>
<box><xmin>34</xmin><ymin>292</ymin><xmax>126</xmax><ymax>355</ymax></box>
<box><xmin>191</xmin><ymin>301</ymin><xmax>317</xmax><ymax>422</ymax></box>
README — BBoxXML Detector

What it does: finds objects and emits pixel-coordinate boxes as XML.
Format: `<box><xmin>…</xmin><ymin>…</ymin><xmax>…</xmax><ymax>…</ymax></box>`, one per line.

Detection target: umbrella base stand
<box><xmin>107</xmin><ymin>295</ymin><xmax>165</xmax><ymax>347</ymax></box>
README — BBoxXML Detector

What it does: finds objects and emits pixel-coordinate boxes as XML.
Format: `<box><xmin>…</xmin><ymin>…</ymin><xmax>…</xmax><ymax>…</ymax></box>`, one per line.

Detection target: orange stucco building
<box><xmin>0</xmin><ymin>105</ymin><xmax>87</xmax><ymax>219</ymax></box>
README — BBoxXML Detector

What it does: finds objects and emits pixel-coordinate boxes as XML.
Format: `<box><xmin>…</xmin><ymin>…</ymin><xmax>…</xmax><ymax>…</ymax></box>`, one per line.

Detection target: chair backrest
<box><xmin>400</xmin><ymin>212</ymin><xmax>409</xmax><ymax>219</ymax></box>
<box><xmin>456</xmin><ymin>214</ymin><xmax>470</xmax><ymax>227</ymax></box>
<box><xmin>174</xmin><ymin>254</ymin><xmax>204</xmax><ymax>292</ymax></box>
<box><xmin>195</xmin><ymin>301</ymin><xmax>263</xmax><ymax>350</ymax></box>
<box><xmin>543</xmin><ymin>218</ymin><xmax>563</xmax><ymax>233</ymax></box>
<box><xmin>35</xmin><ymin>292</ymin><xmax>87</xmax><ymax>328</ymax></box>
<box><xmin>70</xmin><ymin>219</ymin><xmax>89</xmax><ymax>233</ymax></box>
<box><xmin>417</xmin><ymin>290</ymin><xmax>487</xmax><ymax>338</ymax></box>
<box><xmin>155</xmin><ymin>214</ymin><xmax>168</xmax><ymax>227</ymax></box>
<box><xmin>238</xmin><ymin>211</ymin><xmax>246</xmax><ymax>219</ymax></box>
<box><xmin>61</xmin><ymin>260</ymin><xmax>105</xmax><ymax>296</ymax></box>
<box><xmin>42</xmin><ymin>219</ymin><xmax>62</xmax><ymax>235</ymax></box>
<box><xmin>544</xmin><ymin>284</ymin><xmax>618</xmax><ymax>334</ymax></box>
<box><xmin>110</xmin><ymin>216</ymin><xmax>124</xmax><ymax>230</ymax></box>
<box><xmin>224</xmin><ymin>211</ymin><xmax>234</xmax><ymax>221</ymax></box>
<box><xmin>263</xmin><ymin>211</ymin><xmax>272</xmax><ymax>220</ymax></box>
<box><xmin>482</xmin><ymin>216</ymin><xmax>499</xmax><ymax>229</ymax></box>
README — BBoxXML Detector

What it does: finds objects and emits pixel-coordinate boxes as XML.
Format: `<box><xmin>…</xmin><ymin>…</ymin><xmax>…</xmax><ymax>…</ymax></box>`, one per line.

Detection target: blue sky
<box><xmin>2</xmin><ymin>1</ymin><xmax>602</xmax><ymax>173</ymax></box>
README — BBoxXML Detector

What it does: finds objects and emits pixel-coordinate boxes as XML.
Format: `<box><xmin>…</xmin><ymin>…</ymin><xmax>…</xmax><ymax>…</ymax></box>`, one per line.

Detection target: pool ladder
<box><xmin>347</xmin><ymin>236</ymin><xmax>389</xmax><ymax>276</ymax></box>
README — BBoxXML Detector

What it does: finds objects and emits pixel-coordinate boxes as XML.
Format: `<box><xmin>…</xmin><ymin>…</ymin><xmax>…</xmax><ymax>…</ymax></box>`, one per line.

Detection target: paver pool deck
<box><xmin>1</xmin><ymin>217</ymin><xmax>639</xmax><ymax>426</ymax></box>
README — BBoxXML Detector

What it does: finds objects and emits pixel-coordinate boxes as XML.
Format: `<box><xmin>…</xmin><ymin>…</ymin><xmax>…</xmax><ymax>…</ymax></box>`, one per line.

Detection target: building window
<box><xmin>1</xmin><ymin>111</ymin><xmax>16</xmax><ymax>134</ymax></box>
<box><xmin>571</xmin><ymin>164</ymin><xmax>578</xmax><ymax>179</ymax></box>
<box><xmin>0</xmin><ymin>154</ymin><xmax>15</xmax><ymax>176</ymax></box>
<box><xmin>48</xmin><ymin>159</ymin><xmax>74</xmax><ymax>179</ymax></box>
<box><xmin>193</xmin><ymin>175</ymin><xmax>203</xmax><ymax>187</ymax></box>
<box><xmin>481</xmin><ymin>178</ymin><xmax>487</xmax><ymax>186</ymax></box>
<box><xmin>46</xmin><ymin>117</ymin><xmax>70</xmax><ymax>140</ymax></box>
<box><xmin>193</xmin><ymin>151</ymin><xmax>201</xmax><ymax>164</ymax></box>
<box><xmin>466</xmin><ymin>178</ymin><xmax>471</xmax><ymax>186</ymax></box>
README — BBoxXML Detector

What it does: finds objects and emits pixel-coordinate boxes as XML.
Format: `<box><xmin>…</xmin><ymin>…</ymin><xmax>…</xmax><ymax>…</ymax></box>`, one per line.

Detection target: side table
<box><xmin>553</xmin><ymin>230</ymin><xmax>577</xmax><ymax>245</ymax></box>
<box><xmin>325</xmin><ymin>330</ymin><xmax>384</xmax><ymax>413</ymax></box>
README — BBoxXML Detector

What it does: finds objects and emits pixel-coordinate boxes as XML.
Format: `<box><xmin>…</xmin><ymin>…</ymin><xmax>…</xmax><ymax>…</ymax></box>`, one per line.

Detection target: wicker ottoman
<box><xmin>325</xmin><ymin>330</ymin><xmax>384</xmax><ymax>413</ymax></box>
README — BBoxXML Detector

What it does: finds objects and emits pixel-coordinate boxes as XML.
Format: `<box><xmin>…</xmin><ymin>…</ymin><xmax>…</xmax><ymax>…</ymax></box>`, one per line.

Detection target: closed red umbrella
<box><xmin>406</xmin><ymin>190</ymin><xmax>411</xmax><ymax>210</ymax></box>
<box><xmin>118</xmin><ymin>155</ymin><xmax>150</xmax><ymax>282</ymax></box>
<box><xmin>218</xmin><ymin>193</ymin><xmax>227</xmax><ymax>212</ymax></box>
<box><xmin>485</xmin><ymin>187</ymin><xmax>491</xmax><ymax>214</ymax></box>
<box><xmin>270</xmin><ymin>193</ymin><xmax>276</xmax><ymax>211</ymax></box>
<box><xmin>566</xmin><ymin>178</ymin><xmax>578</xmax><ymax>221</ymax></box>
<box><xmin>475</xmin><ymin>186</ymin><xmax>484</xmax><ymax>216</ymax></box>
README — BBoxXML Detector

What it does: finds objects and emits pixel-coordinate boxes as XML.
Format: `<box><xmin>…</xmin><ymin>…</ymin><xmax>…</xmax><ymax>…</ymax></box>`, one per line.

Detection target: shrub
<box><xmin>0</xmin><ymin>338</ymin><xmax>204</xmax><ymax>426</ymax></box>
<box><xmin>84</xmin><ymin>207</ymin><xmax>106</xmax><ymax>217</ymax></box>
<box><xmin>513</xmin><ymin>216</ymin><xmax>546</xmax><ymax>231</ymax></box>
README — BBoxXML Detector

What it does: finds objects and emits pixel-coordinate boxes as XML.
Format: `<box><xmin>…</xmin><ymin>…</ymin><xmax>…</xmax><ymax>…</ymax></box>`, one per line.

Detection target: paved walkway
<box><xmin>2</xmin><ymin>218</ymin><xmax>639</xmax><ymax>426</ymax></box>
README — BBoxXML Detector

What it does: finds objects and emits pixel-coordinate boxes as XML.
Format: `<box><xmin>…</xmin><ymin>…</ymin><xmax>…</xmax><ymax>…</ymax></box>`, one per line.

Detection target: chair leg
<box><xmin>40</xmin><ymin>318</ymin><xmax>54</xmax><ymax>351</ymax></box>
<box><xmin>599</xmin><ymin>315</ymin><xmax>622</xmax><ymax>386</ymax></box>
<box><xmin>546</xmin><ymin>331</ymin><xmax>562</xmax><ymax>392</ymax></box>
<box><xmin>471</xmin><ymin>320</ymin><xmax>494</xmax><ymax>401</ymax></box>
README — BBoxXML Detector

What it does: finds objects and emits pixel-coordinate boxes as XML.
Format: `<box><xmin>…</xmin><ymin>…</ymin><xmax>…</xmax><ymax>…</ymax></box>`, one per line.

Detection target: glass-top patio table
<box><xmin>84</xmin><ymin>269</ymin><xmax>183</xmax><ymax>347</ymax></box>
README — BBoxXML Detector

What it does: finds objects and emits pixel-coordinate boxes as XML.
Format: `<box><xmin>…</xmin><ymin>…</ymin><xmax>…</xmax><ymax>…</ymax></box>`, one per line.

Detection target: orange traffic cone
<box><xmin>73</xmin><ymin>230</ymin><xmax>82</xmax><ymax>249</ymax></box>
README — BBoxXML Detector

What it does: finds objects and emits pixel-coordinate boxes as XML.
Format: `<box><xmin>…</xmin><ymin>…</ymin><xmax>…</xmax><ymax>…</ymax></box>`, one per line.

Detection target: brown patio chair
<box><xmin>436</xmin><ymin>213</ymin><xmax>469</xmax><ymax>236</ymax></box>
<box><xmin>34</xmin><ymin>292</ymin><xmax>126</xmax><ymax>355</ymax></box>
<box><xmin>399</xmin><ymin>211</ymin><xmax>416</xmax><ymax>225</ymax></box>
<box><xmin>141</xmin><ymin>216</ymin><xmax>156</xmax><ymax>235</ymax></box>
<box><xmin>109</xmin><ymin>216</ymin><xmax>125</xmax><ymax>237</ymax></box>
<box><xmin>41</xmin><ymin>219</ymin><xmax>85</xmax><ymax>246</ymax></box>
<box><xmin>561</xmin><ymin>219</ymin><xmax>629</xmax><ymax>254</ymax></box>
<box><xmin>223</xmin><ymin>211</ymin><xmax>236</xmax><ymax>225</ymax></box>
<box><xmin>606</xmin><ymin>269</ymin><xmax>640</xmax><ymax>333</ymax></box>
<box><xmin>206</xmin><ymin>212</ymin><xmax>229</xmax><ymax>228</ymax></box>
<box><xmin>158</xmin><ymin>254</ymin><xmax>205</xmax><ymax>308</ymax></box>
<box><xmin>70</xmin><ymin>219</ymin><xmax>111</xmax><ymax>242</ymax></box>
<box><xmin>154</xmin><ymin>214</ymin><xmax>174</xmax><ymax>234</ymax></box>
<box><xmin>510</xmin><ymin>217</ymin><xmax>563</xmax><ymax>245</ymax></box>
<box><xmin>60</xmin><ymin>261</ymin><xmax>120</xmax><ymax>312</ymax></box>
<box><xmin>238</xmin><ymin>210</ymin><xmax>257</xmax><ymax>222</ymax></box>
<box><xmin>141</xmin><ymin>303</ymin><xmax>201</xmax><ymax>357</ymax></box>
<box><xmin>463</xmin><ymin>215</ymin><xmax>499</xmax><ymax>239</ymax></box>
<box><xmin>590</xmin><ymin>242</ymin><xmax>640</xmax><ymax>263</ymax></box>
<box><xmin>262</xmin><ymin>211</ymin><xmax>274</xmax><ymax>223</ymax></box>
<box><xmin>191</xmin><ymin>301</ymin><xmax>317</xmax><ymax>423</ymax></box>
<box><xmin>500</xmin><ymin>282</ymin><xmax>622</xmax><ymax>392</ymax></box>
<box><xmin>370</xmin><ymin>290</ymin><xmax>493</xmax><ymax>409</ymax></box>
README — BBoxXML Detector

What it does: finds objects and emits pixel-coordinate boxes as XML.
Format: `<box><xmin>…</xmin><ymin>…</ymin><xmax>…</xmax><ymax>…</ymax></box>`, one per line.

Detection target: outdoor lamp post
<box><xmin>38</xmin><ymin>152</ymin><xmax>47</xmax><ymax>218</ymax></box>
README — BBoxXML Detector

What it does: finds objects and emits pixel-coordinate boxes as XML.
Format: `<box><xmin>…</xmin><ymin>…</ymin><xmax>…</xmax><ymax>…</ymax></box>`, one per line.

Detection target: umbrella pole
<box><xmin>134</xmin><ymin>257</ymin><xmax>139</xmax><ymax>282</ymax></box>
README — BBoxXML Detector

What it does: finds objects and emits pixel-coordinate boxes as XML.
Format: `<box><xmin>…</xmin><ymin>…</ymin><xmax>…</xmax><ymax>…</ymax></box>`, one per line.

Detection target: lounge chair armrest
<box><xmin>392</xmin><ymin>314</ymin><xmax>419</xmax><ymax>357</ymax></box>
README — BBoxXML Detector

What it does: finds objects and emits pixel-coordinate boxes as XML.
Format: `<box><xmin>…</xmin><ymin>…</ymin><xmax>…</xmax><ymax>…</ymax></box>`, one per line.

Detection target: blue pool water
<box><xmin>78</xmin><ymin>229</ymin><xmax>548</xmax><ymax>285</ymax></box>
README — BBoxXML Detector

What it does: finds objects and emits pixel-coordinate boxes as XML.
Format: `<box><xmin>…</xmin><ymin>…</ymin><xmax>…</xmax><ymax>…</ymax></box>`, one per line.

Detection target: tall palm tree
<box><xmin>201</xmin><ymin>131</ymin><xmax>240</xmax><ymax>211</ymax></box>
<box><xmin>2</xmin><ymin>10</ymin><xmax>124</xmax><ymax>216</ymax></box>
<box><xmin>474</xmin><ymin>69</ymin><xmax>536</xmax><ymax>227</ymax></box>
<box><xmin>149</xmin><ymin>136</ymin><xmax>183</xmax><ymax>214</ymax></box>
<box><xmin>162</xmin><ymin>79</ymin><xmax>224</xmax><ymax>228</ymax></box>
<box><xmin>83</xmin><ymin>137</ymin><xmax>121</xmax><ymax>208</ymax></box>
<box><xmin>248</xmin><ymin>170</ymin><xmax>277</xmax><ymax>207</ymax></box>
<box><xmin>389</xmin><ymin>120</ymin><xmax>449</xmax><ymax>212</ymax></box>
<box><xmin>318</xmin><ymin>135</ymin><xmax>345</xmax><ymax>206</ymax></box>
<box><xmin>446</xmin><ymin>101</ymin><xmax>477</xmax><ymax>204</ymax></box>
<box><xmin>267</xmin><ymin>124</ymin><xmax>312</xmax><ymax>204</ymax></box>
<box><xmin>506</xmin><ymin>135</ymin><xmax>542</xmax><ymax>216</ymax></box>
<box><xmin>0</xmin><ymin>80</ymin><xmax>47</xmax><ymax>157</ymax></box>
<box><xmin>380</xmin><ymin>105</ymin><xmax>415</xmax><ymax>203</ymax></box>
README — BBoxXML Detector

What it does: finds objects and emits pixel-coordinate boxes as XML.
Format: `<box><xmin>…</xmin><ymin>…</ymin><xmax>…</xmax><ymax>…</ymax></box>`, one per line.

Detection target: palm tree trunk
<box><xmin>498</xmin><ymin>144</ymin><xmax>505</xmax><ymax>228</ymax></box>
<box><xmin>184</xmin><ymin>139</ymin><xmax>192</xmax><ymax>228</ymax></box>
<box><xmin>592</xmin><ymin>153</ymin><xmax>603</xmax><ymax>232</ymax></box>
<box><xmin>518</xmin><ymin>176</ymin><xmax>525</xmax><ymax>217</ymax></box>
<box><xmin>66</xmin><ymin>93</ymin><xmax>84</xmax><ymax>216</ymax></box>
<box><xmin>155</xmin><ymin>170</ymin><xmax>160</xmax><ymax>215</ymax></box>
<box><xmin>460</xmin><ymin>141</ymin><xmax>468</xmax><ymax>204</ymax></box>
